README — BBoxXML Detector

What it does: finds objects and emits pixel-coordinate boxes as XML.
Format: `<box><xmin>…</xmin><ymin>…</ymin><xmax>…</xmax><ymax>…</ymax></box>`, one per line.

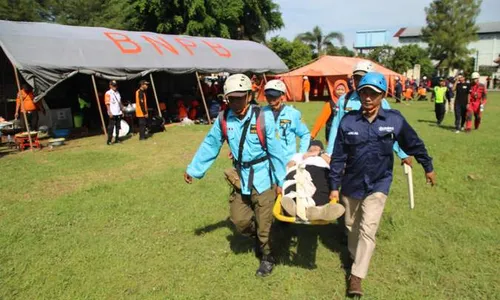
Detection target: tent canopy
<box><xmin>0</xmin><ymin>20</ymin><xmax>288</xmax><ymax>100</ymax></box>
<box><xmin>280</xmin><ymin>56</ymin><xmax>401</xmax><ymax>77</ymax></box>
<box><xmin>278</xmin><ymin>56</ymin><xmax>403</xmax><ymax>102</ymax></box>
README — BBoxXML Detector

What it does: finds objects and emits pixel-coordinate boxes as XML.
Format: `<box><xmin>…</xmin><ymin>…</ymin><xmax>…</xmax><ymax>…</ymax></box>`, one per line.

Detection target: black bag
<box><xmin>149</xmin><ymin>116</ymin><xmax>165</xmax><ymax>133</ymax></box>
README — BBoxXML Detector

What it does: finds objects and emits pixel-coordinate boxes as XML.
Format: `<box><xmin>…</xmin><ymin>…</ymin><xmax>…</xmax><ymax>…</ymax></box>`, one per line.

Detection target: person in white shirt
<box><xmin>105</xmin><ymin>80</ymin><xmax>124</xmax><ymax>145</ymax></box>
<box><xmin>282</xmin><ymin>140</ymin><xmax>345</xmax><ymax>221</ymax></box>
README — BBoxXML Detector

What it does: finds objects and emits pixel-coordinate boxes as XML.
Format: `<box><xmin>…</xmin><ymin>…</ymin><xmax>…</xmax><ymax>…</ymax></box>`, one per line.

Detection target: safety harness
<box><xmin>219</xmin><ymin>105</ymin><xmax>273</xmax><ymax>190</ymax></box>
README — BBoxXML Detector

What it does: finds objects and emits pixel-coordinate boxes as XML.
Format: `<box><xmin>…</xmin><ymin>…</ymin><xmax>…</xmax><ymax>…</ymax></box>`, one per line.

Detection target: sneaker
<box><xmin>455</xmin><ymin>130</ymin><xmax>460</xmax><ymax>134</ymax></box>
<box><xmin>306</xmin><ymin>203</ymin><xmax>345</xmax><ymax>221</ymax></box>
<box><xmin>281</xmin><ymin>196</ymin><xmax>296</xmax><ymax>217</ymax></box>
<box><xmin>106</xmin><ymin>141</ymin><xmax>112</xmax><ymax>146</ymax></box>
<box><xmin>348</xmin><ymin>275</ymin><xmax>363</xmax><ymax>296</ymax></box>
<box><xmin>256</xmin><ymin>255</ymin><xmax>274</xmax><ymax>277</ymax></box>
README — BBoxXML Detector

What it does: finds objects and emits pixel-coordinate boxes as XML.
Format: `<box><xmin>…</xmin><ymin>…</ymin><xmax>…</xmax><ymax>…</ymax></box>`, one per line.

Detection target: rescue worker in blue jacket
<box><xmin>327</xmin><ymin>61</ymin><xmax>412</xmax><ymax>167</ymax></box>
<box><xmin>329</xmin><ymin>72</ymin><xmax>436</xmax><ymax>296</ymax></box>
<box><xmin>184</xmin><ymin>74</ymin><xmax>286</xmax><ymax>277</ymax></box>
<box><xmin>263</xmin><ymin>79</ymin><xmax>311</xmax><ymax>163</ymax></box>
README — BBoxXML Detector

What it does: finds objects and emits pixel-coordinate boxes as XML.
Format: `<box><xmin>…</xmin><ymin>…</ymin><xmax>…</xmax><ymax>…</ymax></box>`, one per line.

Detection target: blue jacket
<box><xmin>329</xmin><ymin>109</ymin><xmax>434</xmax><ymax>200</ymax></box>
<box><xmin>264</xmin><ymin>105</ymin><xmax>311</xmax><ymax>163</ymax></box>
<box><xmin>186</xmin><ymin>106</ymin><xmax>287</xmax><ymax>195</ymax></box>
<box><xmin>326</xmin><ymin>91</ymin><xmax>409</xmax><ymax>160</ymax></box>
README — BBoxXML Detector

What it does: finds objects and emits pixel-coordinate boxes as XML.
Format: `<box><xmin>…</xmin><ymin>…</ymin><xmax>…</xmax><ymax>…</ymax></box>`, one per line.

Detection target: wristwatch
<box><xmin>318</xmin><ymin>150</ymin><xmax>326</xmax><ymax>156</ymax></box>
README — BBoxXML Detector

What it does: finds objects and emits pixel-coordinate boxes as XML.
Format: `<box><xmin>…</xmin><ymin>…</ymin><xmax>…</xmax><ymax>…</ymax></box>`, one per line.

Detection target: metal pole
<box><xmin>195</xmin><ymin>72</ymin><xmax>212</xmax><ymax>124</ymax></box>
<box><xmin>91</xmin><ymin>75</ymin><xmax>107</xmax><ymax>136</ymax></box>
<box><xmin>149</xmin><ymin>73</ymin><xmax>162</xmax><ymax>118</ymax></box>
<box><xmin>13</xmin><ymin>67</ymin><xmax>34</xmax><ymax>151</ymax></box>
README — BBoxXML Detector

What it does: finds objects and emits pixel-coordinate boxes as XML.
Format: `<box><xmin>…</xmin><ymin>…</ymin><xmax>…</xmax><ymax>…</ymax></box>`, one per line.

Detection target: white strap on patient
<box><xmin>283</xmin><ymin>163</ymin><xmax>316</xmax><ymax>220</ymax></box>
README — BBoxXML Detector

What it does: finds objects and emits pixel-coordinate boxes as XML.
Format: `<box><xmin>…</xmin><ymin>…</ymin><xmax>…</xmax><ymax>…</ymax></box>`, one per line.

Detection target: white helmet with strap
<box><xmin>223</xmin><ymin>74</ymin><xmax>252</xmax><ymax>96</ymax></box>
<box><xmin>471</xmin><ymin>72</ymin><xmax>480</xmax><ymax>79</ymax></box>
<box><xmin>353</xmin><ymin>60</ymin><xmax>374</xmax><ymax>75</ymax></box>
<box><xmin>264</xmin><ymin>79</ymin><xmax>287</xmax><ymax>94</ymax></box>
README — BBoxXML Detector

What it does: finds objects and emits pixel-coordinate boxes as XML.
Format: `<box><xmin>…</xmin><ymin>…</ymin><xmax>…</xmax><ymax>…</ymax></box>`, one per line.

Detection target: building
<box><xmin>354</xmin><ymin>29</ymin><xmax>390</xmax><ymax>55</ymax></box>
<box><xmin>394</xmin><ymin>21</ymin><xmax>500</xmax><ymax>70</ymax></box>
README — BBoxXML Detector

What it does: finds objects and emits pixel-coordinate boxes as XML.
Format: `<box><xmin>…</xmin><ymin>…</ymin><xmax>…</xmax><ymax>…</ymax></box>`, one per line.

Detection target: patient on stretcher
<box><xmin>282</xmin><ymin>140</ymin><xmax>345</xmax><ymax>222</ymax></box>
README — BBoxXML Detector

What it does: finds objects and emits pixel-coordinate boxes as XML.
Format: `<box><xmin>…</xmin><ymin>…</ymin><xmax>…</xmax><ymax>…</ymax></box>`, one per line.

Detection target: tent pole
<box><xmin>195</xmin><ymin>72</ymin><xmax>211</xmax><ymax>125</ymax></box>
<box><xmin>13</xmin><ymin>67</ymin><xmax>34</xmax><ymax>151</ymax></box>
<box><xmin>149</xmin><ymin>73</ymin><xmax>162</xmax><ymax>119</ymax></box>
<box><xmin>91</xmin><ymin>75</ymin><xmax>107</xmax><ymax>137</ymax></box>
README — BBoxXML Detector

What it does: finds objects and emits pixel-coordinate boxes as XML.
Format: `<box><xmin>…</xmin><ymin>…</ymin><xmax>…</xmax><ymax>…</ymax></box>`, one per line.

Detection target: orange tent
<box><xmin>275</xmin><ymin>56</ymin><xmax>404</xmax><ymax>103</ymax></box>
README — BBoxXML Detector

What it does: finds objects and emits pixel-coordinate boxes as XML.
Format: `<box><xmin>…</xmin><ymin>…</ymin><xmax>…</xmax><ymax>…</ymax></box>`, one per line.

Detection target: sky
<box><xmin>270</xmin><ymin>0</ymin><xmax>500</xmax><ymax>48</ymax></box>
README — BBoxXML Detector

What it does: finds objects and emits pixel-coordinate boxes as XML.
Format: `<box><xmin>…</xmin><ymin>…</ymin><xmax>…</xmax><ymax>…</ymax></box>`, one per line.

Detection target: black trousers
<box><xmin>138</xmin><ymin>117</ymin><xmax>147</xmax><ymax>140</ymax></box>
<box><xmin>23</xmin><ymin>111</ymin><xmax>39</xmax><ymax>130</ymax></box>
<box><xmin>435</xmin><ymin>103</ymin><xmax>445</xmax><ymax>125</ymax></box>
<box><xmin>395</xmin><ymin>94</ymin><xmax>402</xmax><ymax>103</ymax></box>
<box><xmin>107</xmin><ymin>115</ymin><xmax>121</xmax><ymax>142</ymax></box>
<box><xmin>82</xmin><ymin>108</ymin><xmax>91</xmax><ymax>128</ymax></box>
<box><xmin>454</xmin><ymin>103</ymin><xmax>467</xmax><ymax>130</ymax></box>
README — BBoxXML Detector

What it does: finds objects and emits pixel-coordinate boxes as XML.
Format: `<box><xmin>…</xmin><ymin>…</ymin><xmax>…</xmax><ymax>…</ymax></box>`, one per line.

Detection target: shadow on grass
<box><xmin>194</xmin><ymin>217</ymin><xmax>352</xmax><ymax>287</ymax></box>
<box><xmin>429</xmin><ymin>124</ymin><xmax>456</xmax><ymax>131</ymax></box>
<box><xmin>418</xmin><ymin>119</ymin><xmax>456</xmax><ymax>131</ymax></box>
<box><xmin>194</xmin><ymin>218</ymin><xmax>256</xmax><ymax>256</ymax></box>
<box><xmin>271</xmin><ymin>221</ymin><xmax>351</xmax><ymax>271</ymax></box>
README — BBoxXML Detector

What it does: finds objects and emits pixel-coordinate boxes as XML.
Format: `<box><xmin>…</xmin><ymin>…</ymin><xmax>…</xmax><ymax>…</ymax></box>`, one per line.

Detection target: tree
<box><xmin>267</xmin><ymin>37</ymin><xmax>313</xmax><ymax>69</ymax></box>
<box><xmin>0</xmin><ymin>0</ymin><xmax>51</xmax><ymax>21</ymax></box>
<box><xmin>393</xmin><ymin>45</ymin><xmax>434</xmax><ymax>77</ymax></box>
<box><xmin>296</xmin><ymin>26</ymin><xmax>344</xmax><ymax>56</ymax></box>
<box><xmin>240</xmin><ymin>0</ymin><xmax>283</xmax><ymax>42</ymax></box>
<box><xmin>422</xmin><ymin>0</ymin><xmax>481</xmax><ymax>70</ymax></box>
<box><xmin>366</xmin><ymin>44</ymin><xmax>434</xmax><ymax>77</ymax></box>
<box><xmin>125</xmin><ymin>0</ymin><xmax>283</xmax><ymax>41</ymax></box>
<box><xmin>368</xmin><ymin>45</ymin><xmax>395</xmax><ymax>67</ymax></box>
<box><xmin>326</xmin><ymin>45</ymin><xmax>355</xmax><ymax>57</ymax></box>
<box><xmin>1</xmin><ymin>0</ymin><xmax>283</xmax><ymax>41</ymax></box>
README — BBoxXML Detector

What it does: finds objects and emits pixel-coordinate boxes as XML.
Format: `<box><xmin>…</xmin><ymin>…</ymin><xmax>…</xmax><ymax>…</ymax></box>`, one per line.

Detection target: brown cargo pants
<box><xmin>229</xmin><ymin>187</ymin><xmax>276</xmax><ymax>256</ymax></box>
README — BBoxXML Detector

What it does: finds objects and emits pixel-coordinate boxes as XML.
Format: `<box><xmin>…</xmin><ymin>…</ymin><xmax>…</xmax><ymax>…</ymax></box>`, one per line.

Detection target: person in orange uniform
<box><xmin>15</xmin><ymin>84</ymin><xmax>44</xmax><ymax>130</ymax></box>
<box><xmin>303</xmin><ymin>76</ymin><xmax>310</xmax><ymax>103</ymax></box>
<box><xmin>310</xmin><ymin>80</ymin><xmax>347</xmax><ymax>142</ymax></box>
<box><xmin>135</xmin><ymin>80</ymin><xmax>149</xmax><ymax>140</ymax></box>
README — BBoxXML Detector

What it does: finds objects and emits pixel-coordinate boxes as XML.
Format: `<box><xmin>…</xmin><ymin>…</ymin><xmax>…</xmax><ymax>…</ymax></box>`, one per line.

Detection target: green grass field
<box><xmin>1</xmin><ymin>93</ymin><xmax>500</xmax><ymax>299</ymax></box>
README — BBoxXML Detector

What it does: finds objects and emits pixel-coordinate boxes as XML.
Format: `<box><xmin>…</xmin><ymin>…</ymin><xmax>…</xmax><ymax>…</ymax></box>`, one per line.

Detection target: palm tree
<box><xmin>296</xmin><ymin>26</ymin><xmax>344</xmax><ymax>56</ymax></box>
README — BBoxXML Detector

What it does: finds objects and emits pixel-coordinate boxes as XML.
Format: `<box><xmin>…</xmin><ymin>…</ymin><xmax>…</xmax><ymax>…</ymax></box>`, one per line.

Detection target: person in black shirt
<box><xmin>394</xmin><ymin>77</ymin><xmax>403</xmax><ymax>103</ymax></box>
<box><xmin>453</xmin><ymin>75</ymin><xmax>470</xmax><ymax>133</ymax></box>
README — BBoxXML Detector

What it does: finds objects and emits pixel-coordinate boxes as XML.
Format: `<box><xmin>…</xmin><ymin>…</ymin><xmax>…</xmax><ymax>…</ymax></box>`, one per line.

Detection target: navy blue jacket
<box><xmin>329</xmin><ymin>109</ymin><xmax>434</xmax><ymax>200</ymax></box>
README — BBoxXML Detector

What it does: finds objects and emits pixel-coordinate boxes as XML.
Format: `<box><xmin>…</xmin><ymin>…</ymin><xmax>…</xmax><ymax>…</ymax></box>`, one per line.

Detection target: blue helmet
<box><xmin>357</xmin><ymin>72</ymin><xmax>387</xmax><ymax>93</ymax></box>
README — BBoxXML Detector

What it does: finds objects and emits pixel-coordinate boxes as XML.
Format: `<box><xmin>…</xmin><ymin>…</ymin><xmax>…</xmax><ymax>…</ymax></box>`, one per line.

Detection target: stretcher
<box><xmin>273</xmin><ymin>194</ymin><xmax>339</xmax><ymax>225</ymax></box>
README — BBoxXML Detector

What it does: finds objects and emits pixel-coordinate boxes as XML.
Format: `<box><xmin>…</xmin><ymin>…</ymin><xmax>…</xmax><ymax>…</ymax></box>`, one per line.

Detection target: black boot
<box><xmin>256</xmin><ymin>255</ymin><xmax>274</xmax><ymax>277</ymax></box>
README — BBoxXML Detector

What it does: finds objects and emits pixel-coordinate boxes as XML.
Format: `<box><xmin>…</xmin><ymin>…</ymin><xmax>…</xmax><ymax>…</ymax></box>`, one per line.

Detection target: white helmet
<box><xmin>353</xmin><ymin>60</ymin><xmax>374</xmax><ymax>75</ymax></box>
<box><xmin>395</xmin><ymin>76</ymin><xmax>400</xmax><ymax>81</ymax></box>
<box><xmin>471</xmin><ymin>72</ymin><xmax>480</xmax><ymax>80</ymax></box>
<box><xmin>423</xmin><ymin>76</ymin><xmax>427</xmax><ymax>80</ymax></box>
<box><xmin>303</xmin><ymin>76</ymin><xmax>308</xmax><ymax>80</ymax></box>
<box><xmin>223</xmin><ymin>74</ymin><xmax>252</xmax><ymax>96</ymax></box>
<box><xmin>264</xmin><ymin>80</ymin><xmax>287</xmax><ymax>94</ymax></box>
